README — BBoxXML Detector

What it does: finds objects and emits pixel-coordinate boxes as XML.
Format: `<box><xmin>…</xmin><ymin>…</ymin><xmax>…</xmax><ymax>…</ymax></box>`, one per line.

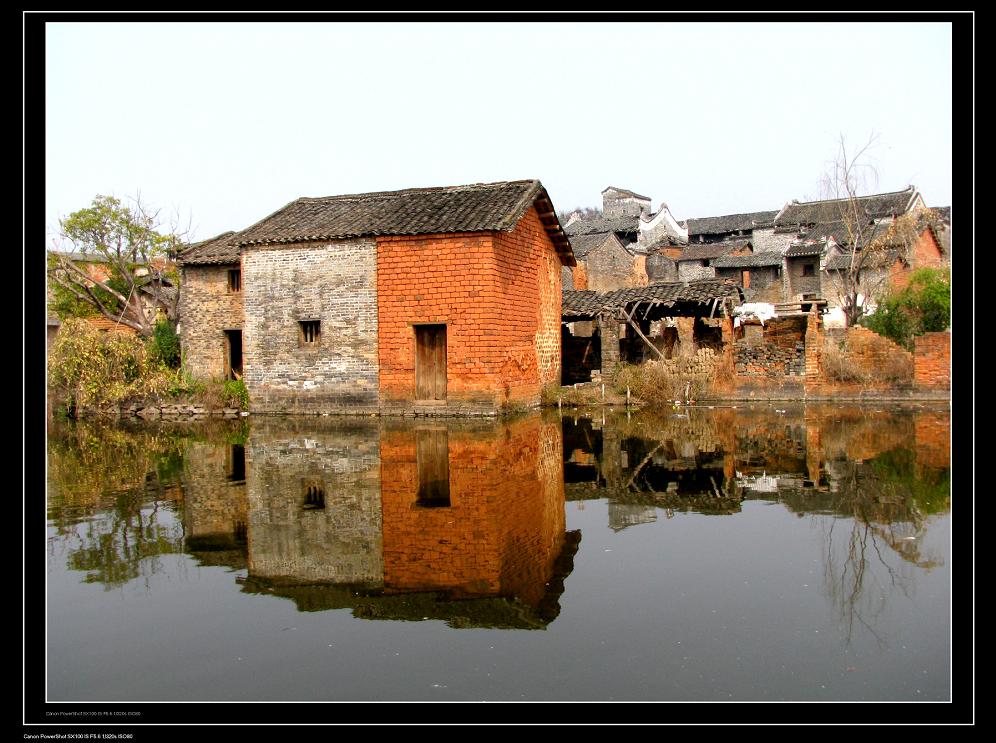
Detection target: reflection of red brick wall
<box><xmin>380</xmin><ymin>417</ymin><xmax>565</xmax><ymax>605</ymax></box>
<box><xmin>915</xmin><ymin>412</ymin><xmax>951</xmax><ymax>470</ymax></box>
<box><xmin>377</xmin><ymin>207</ymin><xmax>561</xmax><ymax>408</ymax></box>
<box><xmin>914</xmin><ymin>331</ymin><xmax>951</xmax><ymax>389</ymax></box>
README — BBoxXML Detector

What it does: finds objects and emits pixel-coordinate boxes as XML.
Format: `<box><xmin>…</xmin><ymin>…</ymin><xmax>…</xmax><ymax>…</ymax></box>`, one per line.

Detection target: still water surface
<box><xmin>46</xmin><ymin>404</ymin><xmax>950</xmax><ymax>701</ymax></box>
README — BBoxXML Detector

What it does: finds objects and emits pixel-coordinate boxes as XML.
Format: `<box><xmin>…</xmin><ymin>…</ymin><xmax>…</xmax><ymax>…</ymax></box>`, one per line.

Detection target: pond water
<box><xmin>45</xmin><ymin>404</ymin><xmax>951</xmax><ymax>702</ymax></box>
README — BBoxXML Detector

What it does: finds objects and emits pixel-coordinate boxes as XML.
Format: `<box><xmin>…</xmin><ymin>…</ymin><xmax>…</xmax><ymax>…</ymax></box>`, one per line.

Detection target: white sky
<box><xmin>44</xmin><ymin>20</ymin><xmax>953</xmax><ymax>245</ymax></box>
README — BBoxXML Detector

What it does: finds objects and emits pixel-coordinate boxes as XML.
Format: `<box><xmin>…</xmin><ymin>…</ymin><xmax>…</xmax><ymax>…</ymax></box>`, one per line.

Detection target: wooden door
<box><xmin>415</xmin><ymin>325</ymin><xmax>447</xmax><ymax>401</ymax></box>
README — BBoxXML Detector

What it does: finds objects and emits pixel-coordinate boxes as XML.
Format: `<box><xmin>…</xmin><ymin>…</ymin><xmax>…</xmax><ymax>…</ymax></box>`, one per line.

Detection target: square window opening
<box><xmin>299</xmin><ymin>320</ymin><xmax>321</xmax><ymax>345</ymax></box>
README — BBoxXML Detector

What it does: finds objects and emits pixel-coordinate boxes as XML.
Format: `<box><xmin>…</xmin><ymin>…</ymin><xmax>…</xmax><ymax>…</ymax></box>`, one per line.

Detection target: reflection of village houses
<box><xmin>177</xmin><ymin>414</ymin><xmax>580</xmax><ymax>629</ymax></box>
<box><xmin>561</xmin><ymin>406</ymin><xmax>950</xmax><ymax>557</ymax></box>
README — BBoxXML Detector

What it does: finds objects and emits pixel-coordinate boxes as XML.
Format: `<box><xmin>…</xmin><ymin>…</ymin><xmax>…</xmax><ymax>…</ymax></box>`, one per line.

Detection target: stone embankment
<box><xmin>121</xmin><ymin>402</ymin><xmax>245</xmax><ymax>420</ymax></box>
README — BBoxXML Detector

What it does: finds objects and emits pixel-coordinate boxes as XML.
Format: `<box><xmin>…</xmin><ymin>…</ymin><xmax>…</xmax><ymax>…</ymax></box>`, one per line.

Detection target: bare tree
<box><xmin>816</xmin><ymin>135</ymin><xmax>917</xmax><ymax>327</ymax></box>
<box><xmin>47</xmin><ymin>194</ymin><xmax>188</xmax><ymax>336</ymax></box>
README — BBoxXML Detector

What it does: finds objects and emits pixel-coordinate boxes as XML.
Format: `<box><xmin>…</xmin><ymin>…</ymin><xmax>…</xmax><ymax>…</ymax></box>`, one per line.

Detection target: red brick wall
<box><xmin>914</xmin><ymin>331</ymin><xmax>951</xmax><ymax>389</ymax></box>
<box><xmin>379</xmin><ymin>417</ymin><xmax>565</xmax><ymax>604</ymax></box>
<box><xmin>573</xmin><ymin>262</ymin><xmax>589</xmax><ymax>290</ymax></box>
<box><xmin>892</xmin><ymin>228</ymin><xmax>944</xmax><ymax>291</ymax></box>
<box><xmin>376</xmin><ymin>206</ymin><xmax>562</xmax><ymax>409</ymax></box>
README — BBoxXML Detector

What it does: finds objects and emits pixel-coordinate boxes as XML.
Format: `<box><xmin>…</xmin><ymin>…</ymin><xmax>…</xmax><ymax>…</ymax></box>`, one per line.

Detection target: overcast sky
<box><xmin>44</xmin><ymin>20</ymin><xmax>953</xmax><ymax>245</ymax></box>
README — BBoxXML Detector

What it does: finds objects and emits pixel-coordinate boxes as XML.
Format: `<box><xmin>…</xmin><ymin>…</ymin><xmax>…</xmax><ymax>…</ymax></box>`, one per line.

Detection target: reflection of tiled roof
<box><xmin>562</xmin><ymin>279</ymin><xmax>743</xmax><ymax>319</ymax></box>
<box><xmin>686</xmin><ymin>210</ymin><xmax>778</xmax><ymax>236</ymax></box>
<box><xmin>177</xmin><ymin>231</ymin><xmax>239</xmax><ymax>265</ymax></box>
<box><xmin>775</xmin><ymin>187</ymin><xmax>917</xmax><ymax>226</ymax></box>
<box><xmin>712</xmin><ymin>252</ymin><xmax>784</xmax><ymax>268</ymax></box>
<box><xmin>564</xmin><ymin>215</ymin><xmax>640</xmax><ymax>237</ymax></box>
<box><xmin>677</xmin><ymin>239</ymin><xmax>751</xmax><ymax>262</ymax></box>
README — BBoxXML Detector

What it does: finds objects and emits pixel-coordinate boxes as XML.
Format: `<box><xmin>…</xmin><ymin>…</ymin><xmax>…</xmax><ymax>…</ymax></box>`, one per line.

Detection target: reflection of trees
<box><xmin>819</xmin><ymin>447</ymin><xmax>948</xmax><ymax>645</ymax></box>
<box><xmin>47</xmin><ymin>420</ymin><xmax>247</xmax><ymax>589</ymax></box>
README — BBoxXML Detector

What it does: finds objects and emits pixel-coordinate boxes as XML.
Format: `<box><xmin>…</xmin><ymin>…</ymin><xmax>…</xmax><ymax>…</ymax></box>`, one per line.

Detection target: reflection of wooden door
<box><xmin>416</xmin><ymin>428</ymin><xmax>450</xmax><ymax>507</ymax></box>
<box><xmin>415</xmin><ymin>325</ymin><xmax>447</xmax><ymax>401</ymax></box>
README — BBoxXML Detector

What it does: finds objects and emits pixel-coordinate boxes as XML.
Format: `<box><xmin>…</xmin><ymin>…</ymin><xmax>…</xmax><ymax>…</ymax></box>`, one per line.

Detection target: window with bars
<box><xmin>299</xmin><ymin>320</ymin><xmax>320</xmax><ymax>345</ymax></box>
<box><xmin>303</xmin><ymin>482</ymin><xmax>325</xmax><ymax>510</ymax></box>
<box><xmin>228</xmin><ymin>269</ymin><xmax>241</xmax><ymax>292</ymax></box>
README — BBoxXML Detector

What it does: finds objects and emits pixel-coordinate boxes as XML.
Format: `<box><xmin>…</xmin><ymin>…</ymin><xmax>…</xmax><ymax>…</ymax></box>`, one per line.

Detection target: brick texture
<box><xmin>242</xmin><ymin>239</ymin><xmax>380</xmax><ymax>413</ymax></box>
<box><xmin>914</xmin><ymin>331</ymin><xmax>951</xmax><ymax>389</ymax></box>
<box><xmin>379</xmin><ymin>416</ymin><xmax>565</xmax><ymax>604</ymax></box>
<box><xmin>179</xmin><ymin>264</ymin><xmax>244</xmax><ymax>379</ymax></box>
<box><xmin>377</xmin><ymin>206</ymin><xmax>561</xmax><ymax>411</ymax></box>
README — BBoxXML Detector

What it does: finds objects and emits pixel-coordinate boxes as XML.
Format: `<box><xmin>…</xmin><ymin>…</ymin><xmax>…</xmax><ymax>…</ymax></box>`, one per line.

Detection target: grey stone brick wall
<box><xmin>179</xmin><ymin>264</ymin><xmax>244</xmax><ymax>379</ymax></box>
<box><xmin>242</xmin><ymin>239</ymin><xmax>380</xmax><ymax>413</ymax></box>
<box><xmin>677</xmin><ymin>261</ymin><xmax>716</xmax><ymax>282</ymax></box>
<box><xmin>585</xmin><ymin>240</ymin><xmax>646</xmax><ymax>292</ymax></box>
<box><xmin>752</xmin><ymin>228</ymin><xmax>796</xmax><ymax>254</ymax></box>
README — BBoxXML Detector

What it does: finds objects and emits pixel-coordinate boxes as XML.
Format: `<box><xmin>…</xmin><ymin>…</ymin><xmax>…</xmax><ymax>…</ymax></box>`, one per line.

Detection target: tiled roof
<box><xmin>774</xmin><ymin>187</ymin><xmax>917</xmax><ymax>226</ymax></box>
<box><xmin>564</xmin><ymin>215</ymin><xmax>640</xmax><ymax>237</ymax></box>
<box><xmin>686</xmin><ymin>210</ymin><xmax>778</xmax><ymax>236</ymax></box>
<box><xmin>569</xmin><ymin>233</ymin><xmax>616</xmax><ymax>259</ymax></box>
<box><xmin>644</xmin><ymin>234</ymin><xmax>688</xmax><ymax>252</ymax></box>
<box><xmin>712</xmin><ymin>252</ymin><xmax>784</xmax><ymax>268</ymax></box>
<box><xmin>933</xmin><ymin>206</ymin><xmax>951</xmax><ymax>224</ymax></box>
<box><xmin>562</xmin><ymin>279</ymin><xmax>743</xmax><ymax>319</ymax></box>
<box><xmin>676</xmin><ymin>239</ymin><xmax>751</xmax><ymax>262</ymax></box>
<box><xmin>801</xmin><ymin>220</ymin><xmax>895</xmax><ymax>248</ymax></box>
<box><xmin>603</xmin><ymin>186</ymin><xmax>651</xmax><ymax>201</ymax></box>
<box><xmin>238</xmin><ymin>180</ymin><xmax>546</xmax><ymax>241</ymax></box>
<box><xmin>177</xmin><ymin>231</ymin><xmax>240</xmax><ymax>265</ymax></box>
<box><xmin>181</xmin><ymin>180</ymin><xmax>575</xmax><ymax>266</ymax></box>
<box><xmin>784</xmin><ymin>241</ymin><xmax>825</xmax><ymax>257</ymax></box>
<box><xmin>825</xmin><ymin>248</ymin><xmax>903</xmax><ymax>271</ymax></box>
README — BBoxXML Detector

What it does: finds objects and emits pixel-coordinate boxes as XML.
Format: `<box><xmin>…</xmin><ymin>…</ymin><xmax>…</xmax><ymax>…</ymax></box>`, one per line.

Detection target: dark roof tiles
<box><xmin>775</xmin><ymin>187</ymin><xmax>917</xmax><ymax>226</ymax></box>
<box><xmin>562</xmin><ymin>279</ymin><xmax>743</xmax><ymax>318</ymax></box>
<box><xmin>685</xmin><ymin>210</ymin><xmax>778</xmax><ymax>236</ymax></box>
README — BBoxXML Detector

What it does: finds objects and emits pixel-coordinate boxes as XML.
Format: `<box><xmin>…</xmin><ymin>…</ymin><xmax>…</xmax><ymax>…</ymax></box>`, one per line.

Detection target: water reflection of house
<box><xmin>182</xmin><ymin>436</ymin><xmax>249</xmax><ymax>569</ymax></box>
<box><xmin>232</xmin><ymin>414</ymin><xmax>580</xmax><ymax>629</ymax></box>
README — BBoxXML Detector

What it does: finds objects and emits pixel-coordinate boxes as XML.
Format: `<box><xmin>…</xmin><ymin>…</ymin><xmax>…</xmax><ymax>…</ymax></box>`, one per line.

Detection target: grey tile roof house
<box><xmin>686</xmin><ymin>210</ymin><xmax>778</xmax><ymax>237</ymax></box>
<box><xmin>175</xmin><ymin>179</ymin><xmax>574</xmax><ymax>416</ymax></box>
<box><xmin>774</xmin><ymin>186</ymin><xmax>920</xmax><ymax>227</ymax></box>
<box><xmin>677</xmin><ymin>239</ymin><xmax>752</xmax><ymax>262</ymax></box>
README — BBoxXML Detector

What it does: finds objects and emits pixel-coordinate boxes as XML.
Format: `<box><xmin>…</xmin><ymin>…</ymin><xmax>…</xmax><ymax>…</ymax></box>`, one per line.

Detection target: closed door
<box><xmin>415</xmin><ymin>324</ymin><xmax>447</xmax><ymax>401</ymax></box>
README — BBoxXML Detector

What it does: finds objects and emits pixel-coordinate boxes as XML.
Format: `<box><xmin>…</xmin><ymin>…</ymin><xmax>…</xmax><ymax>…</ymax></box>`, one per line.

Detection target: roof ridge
<box><xmin>297</xmin><ymin>179</ymin><xmax>540</xmax><ymax>204</ymax></box>
<box><xmin>786</xmin><ymin>185</ymin><xmax>916</xmax><ymax>207</ymax></box>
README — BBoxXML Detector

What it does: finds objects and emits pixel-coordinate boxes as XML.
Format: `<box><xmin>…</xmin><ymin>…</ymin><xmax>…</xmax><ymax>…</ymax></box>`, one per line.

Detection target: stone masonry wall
<box><xmin>584</xmin><ymin>237</ymin><xmax>645</xmax><ymax>292</ymax></box>
<box><xmin>242</xmin><ymin>239</ymin><xmax>379</xmax><ymax>414</ymax></box>
<box><xmin>179</xmin><ymin>264</ymin><xmax>244</xmax><ymax>379</ymax></box>
<box><xmin>734</xmin><ymin>316</ymin><xmax>807</xmax><ymax>377</ymax></box>
<box><xmin>914</xmin><ymin>331</ymin><xmax>951</xmax><ymax>389</ymax></box>
<box><xmin>677</xmin><ymin>260</ymin><xmax>715</xmax><ymax>282</ymax></box>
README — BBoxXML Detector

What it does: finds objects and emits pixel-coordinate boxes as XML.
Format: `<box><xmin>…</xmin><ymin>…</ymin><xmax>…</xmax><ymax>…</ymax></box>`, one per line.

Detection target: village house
<box><xmin>177</xmin><ymin>179</ymin><xmax>574</xmax><ymax>416</ymax></box>
<box><xmin>562</xmin><ymin>186</ymin><xmax>687</xmax><ymax>291</ymax></box>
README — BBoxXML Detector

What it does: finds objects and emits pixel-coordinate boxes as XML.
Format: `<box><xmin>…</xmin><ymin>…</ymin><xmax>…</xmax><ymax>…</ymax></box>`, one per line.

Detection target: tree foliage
<box><xmin>861</xmin><ymin>267</ymin><xmax>950</xmax><ymax>351</ymax></box>
<box><xmin>48</xmin><ymin>194</ymin><xmax>184</xmax><ymax>336</ymax></box>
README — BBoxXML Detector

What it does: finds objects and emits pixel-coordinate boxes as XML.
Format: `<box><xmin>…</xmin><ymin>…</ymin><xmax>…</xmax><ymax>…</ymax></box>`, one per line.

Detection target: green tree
<box><xmin>862</xmin><ymin>267</ymin><xmax>950</xmax><ymax>350</ymax></box>
<box><xmin>48</xmin><ymin>194</ymin><xmax>185</xmax><ymax>336</ymax></box>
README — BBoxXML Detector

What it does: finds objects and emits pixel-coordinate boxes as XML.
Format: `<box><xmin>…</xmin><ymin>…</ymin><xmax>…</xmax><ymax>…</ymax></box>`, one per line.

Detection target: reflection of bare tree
<box><xmin>819</xmin><ymin>454</ymin><xmax>947</xmax><ymax>647</ymax></box>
